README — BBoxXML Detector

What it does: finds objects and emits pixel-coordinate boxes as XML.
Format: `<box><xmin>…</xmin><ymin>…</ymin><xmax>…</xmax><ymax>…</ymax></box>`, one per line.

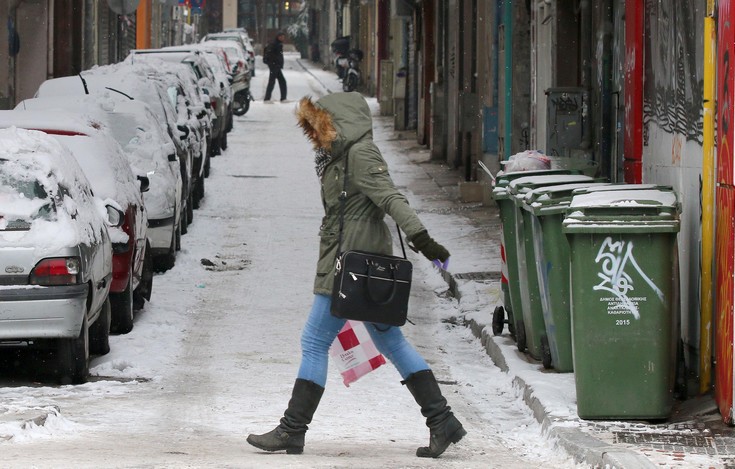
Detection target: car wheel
<box><xmin>57</xmin><ymin>314</ymin><xmax>89</xmax><ymax>384</ymax></box>
<box><xmin>134</xmin><ymin>246</ymin><xmax>153</xmax><ymax>310</ymax></box>
<box><xmin>181</xmin><ymin>204</ymin><xmax>189</xmax><ymax>235</ymax></box>
<box><xmin>193</xmin><ymin>177</ymin><xmax>205</xmax><ymax>209</ymax></box>
<box><xmin>221</xmin><ymin>130</ymin><xmax>228</xmax><ymax>150</ymax></box>
<box><xmin>175</xmin><ymin>216</ymin><xmax>182</xmax><ymax>250</ymax></box>
<box><xmin>232</xmin><ymin>95</ymin><xmax>246</xmax><ymax>116</ymax></box>
<box><xmin>154</xmin><ymin>231</ymin><xmax>177</xmax><ymax>272</ymax></box>
<box><xmin>241</xmin><ymin>97</ymin><xmax>251</xmax><ymax>115</ymax></box>
<box><xmin>187</xmin><ymin>192</ymin><xmax>194</xmax><ymax>223</ymax></box>
<box><xmin>89</xmin><ymin>297</ymin><xmax>111</xmax><ymax>356</ymax></box>
<box><xmin>110</xmin><ymin>267</ymin><xmax>134</xmax><ymax>334</ymax></box>
<box><xmin>209</xmin><ymin>140</ymin><xmax>217</xmax><ymax>159</ymax></box>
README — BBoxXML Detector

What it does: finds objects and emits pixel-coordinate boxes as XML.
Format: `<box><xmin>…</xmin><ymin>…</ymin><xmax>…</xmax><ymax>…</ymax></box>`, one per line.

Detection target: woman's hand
<box><xmin>409</xmin><ymin>231</ymin><xmax>450</xmax><ymax>262</ymax></box>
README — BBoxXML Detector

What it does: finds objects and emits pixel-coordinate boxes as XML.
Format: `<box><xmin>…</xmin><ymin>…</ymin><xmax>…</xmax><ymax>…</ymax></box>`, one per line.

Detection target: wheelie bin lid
<box><xmin>491</xmin><ymin>169</ymin><xmax>581</xmax><ymax>202</ymax></box>
<box><xmin>562</xmin><ymin>185</ymin><xmax>681</xmax><ymax>234</ymax></box>
<box><xmin>525</xmin><ymin>182</ymin><xmax>611</xmax><ymax>216</ymax></box>
<box><xmin>508</xmin><ymin>175</ymin><xmax>598</xmax><ymax>208</ymax></box>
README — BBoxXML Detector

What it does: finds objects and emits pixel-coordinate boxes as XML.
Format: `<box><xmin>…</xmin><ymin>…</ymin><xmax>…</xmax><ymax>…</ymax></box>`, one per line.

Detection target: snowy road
<box><xmin>0</xmin><ymin>56</ymin><xmax>582</xmax><ymax>468</ymax></box>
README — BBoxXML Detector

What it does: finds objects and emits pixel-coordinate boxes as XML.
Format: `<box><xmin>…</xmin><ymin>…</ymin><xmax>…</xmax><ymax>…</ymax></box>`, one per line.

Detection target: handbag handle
<box><xmin>336</xmin><ymin>152</ymin><xmax>408</xmax><ymax>260</ymax></box>
<box><xmin>365</xmin><ymin>261</ymin><xmax>399</xmax><ymax>305</ymax></box>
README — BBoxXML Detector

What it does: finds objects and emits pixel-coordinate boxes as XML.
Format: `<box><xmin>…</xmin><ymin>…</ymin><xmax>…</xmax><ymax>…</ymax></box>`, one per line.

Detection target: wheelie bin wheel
<box><xmin>516</xmin><ymin>320</ymin><xmax>527</xmax><ymax>353</ymax></box>
<box><xmin>541</xmin><ymin>335</ymin><xmax>552</xmax><ymax>369</ymax></box>
<box><xmin>492</xmin><ymin>306</ymin><xmax>505</xmax><ymax>336</ymax></box>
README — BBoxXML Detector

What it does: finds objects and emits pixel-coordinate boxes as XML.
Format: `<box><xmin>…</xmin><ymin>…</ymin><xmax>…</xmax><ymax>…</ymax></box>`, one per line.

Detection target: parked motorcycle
<box><xmin>341</xmin><ymin>49</ymin><xmax>363</xmax><ymax>92</ymax></box>
<box><xmin>331</xmin><ymin>36</ymin><xmax>351</xmax><ymax>80</ymax></box>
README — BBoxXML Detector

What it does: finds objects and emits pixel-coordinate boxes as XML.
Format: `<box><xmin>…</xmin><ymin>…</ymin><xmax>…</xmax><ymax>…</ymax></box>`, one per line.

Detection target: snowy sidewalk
<box><xmin>296</xmin><ymin>56</ymin><xmax>735</xmax><ymax>469</ymax></box>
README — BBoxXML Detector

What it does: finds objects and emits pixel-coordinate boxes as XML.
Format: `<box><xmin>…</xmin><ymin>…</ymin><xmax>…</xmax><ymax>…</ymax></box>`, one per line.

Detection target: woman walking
<box><xmin>246</xmin><ymin>92</ymin><xmax>465</xmax><ymax>458</ymax></box>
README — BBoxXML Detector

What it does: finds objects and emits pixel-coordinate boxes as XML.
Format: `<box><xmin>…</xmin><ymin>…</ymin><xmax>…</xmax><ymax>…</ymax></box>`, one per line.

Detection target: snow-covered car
<box><xmin>18</xmin><ymin>96</ymin><xmax>184</xmax><ymax>272</ymax></box>
<box><xmin>196</xmin><ymin>45</ymin><xmax>234</xmax><ymax>144</ymax></box>
<box><xmin>127</xmin><ymin>49</ymin><xmax>221</xmax><ymax>160</ymax></box>
<box><xmin>128</xmin><ymin>60</ymin><xmax>210</xmax><ymax>205</ymax></box>
<box><xmin>35</xmin><ymin>68</ymin><xmax>196</xmax><ymax>236</ymax></box>
<box><xmin>0</xmin><ymin>111</ymin><xmax>149</xmax><ymax>335</ymax></box>
<box><xmin>199</xmin><ymin>38</ymin><xmax>252</xmax><ymax>116</ymax></box>
<box><xmin>204</xmin><ymin>31</ymin><xmax>255</xmax><ymax>77</ymax></box>
<box><xmin>0</xmin><ymin>127</ymin><xmax>124</xmax><ymax>384</ymax></box>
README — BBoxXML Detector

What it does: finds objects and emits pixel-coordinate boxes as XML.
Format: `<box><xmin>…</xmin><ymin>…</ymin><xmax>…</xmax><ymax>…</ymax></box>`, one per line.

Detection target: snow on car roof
<box><xmin>17</xmin><ymin>95</ymin><xmax>178</xmax><ymax>222</ymax></box>
<box><xmin>0</xmin><ymin>110</ymin><xmax>142</xmax><ymax>211</ymax></box>
<box><xmin>0</xmin><ymin>127</ymin><xmax>106</xmax><ymax>252</ymax></box>
<box><xmin>200</xmin><ymin>40</ymin><xmax>247</xmax><ymax>59</ymax></box>
<box><xmin>36</xmin><ymin>64</ymin><xmax>181</xmax><ymax>137</ymax></box>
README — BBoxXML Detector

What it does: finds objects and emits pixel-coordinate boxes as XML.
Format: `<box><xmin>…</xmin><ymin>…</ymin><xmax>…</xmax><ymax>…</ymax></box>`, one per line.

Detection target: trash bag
<box><xmin>500</xmin><ymin>150</ymin><xmax>551</xmax><ymax>173</ymax></box>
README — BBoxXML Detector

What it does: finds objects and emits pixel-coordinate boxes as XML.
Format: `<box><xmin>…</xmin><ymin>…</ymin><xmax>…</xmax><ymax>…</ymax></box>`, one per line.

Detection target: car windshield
<box><xmin>0</xmin><ymin>168</ymin><xmax>55</xmax><ymax>230</ymax></box>
<box><xmin>106</xmin><ymin>113</ymin><xmax>141</xmax><ymax>148</ymax></box>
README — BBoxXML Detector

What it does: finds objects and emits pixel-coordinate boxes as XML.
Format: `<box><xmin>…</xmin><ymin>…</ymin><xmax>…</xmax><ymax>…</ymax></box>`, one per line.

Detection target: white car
<box><xmin>0</xmin><ymin>127</ymin><xmax>124</xmax><ymax>384</ymax></box>
<box><xmin>35</xmin><ymin>67</ymin><xmax>196</xmax><ymax>238</ymax></box>
<box><xmin>199</xmin><ymin>38</ymin><xmax>253</xmax><ymax>116</ymax></box>
<box><xmin>206</xmin><ymin>31</ymin><xmax>255</xmax><ymax>77</ymax></box>
<box><xmin>0</xmin><ymin>111</ymin><xmax>150</xmax><ymax>335</ymax></box>
<box><xmin>18</xmin><ymin>96</ymin><xmax>184</xmax><ymax>272</ymax></box>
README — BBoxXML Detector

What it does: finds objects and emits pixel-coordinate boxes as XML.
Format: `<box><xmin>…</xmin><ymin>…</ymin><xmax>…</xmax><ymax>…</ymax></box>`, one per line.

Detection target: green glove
<box><xmin>409</xmin><ymin>231</ymin><xmax>450</xmax><ymax>262</ymax></box>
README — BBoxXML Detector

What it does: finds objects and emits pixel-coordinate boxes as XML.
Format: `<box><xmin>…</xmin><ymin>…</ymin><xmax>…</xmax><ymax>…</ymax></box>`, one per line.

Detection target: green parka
<box><xmin>297</xmin><ymin>92</ymin><xmax>426</xmax><ymax>295</ymax></box>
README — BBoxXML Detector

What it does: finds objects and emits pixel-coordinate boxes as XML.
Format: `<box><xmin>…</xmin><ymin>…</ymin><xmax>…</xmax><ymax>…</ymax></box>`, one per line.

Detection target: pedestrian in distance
<box><xmin>246</xmin><ymin>92</ymin><xmax>466</xmax><ymax>458</ymax></box>
<box><xmin>263</xmin><ymin>31</ymin><xmax>287</xmax><ymax>102</ymax></box>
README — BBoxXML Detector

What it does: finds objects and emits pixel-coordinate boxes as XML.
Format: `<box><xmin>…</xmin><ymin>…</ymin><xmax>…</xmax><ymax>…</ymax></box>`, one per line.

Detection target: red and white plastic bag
<box><xmin>329</xmin><ymin>320</ymin><xmax>386</xmax><ymax>387</ymax></box>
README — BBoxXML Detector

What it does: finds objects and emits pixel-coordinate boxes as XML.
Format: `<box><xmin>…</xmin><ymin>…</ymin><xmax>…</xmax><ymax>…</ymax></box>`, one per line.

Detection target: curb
<box><xmin>295</xmin><ymin>59</ymin><xmax>334</xmax><ymax>95</ymax></box>
<box><xmin>444</xmin><ymin>274</ymin><xmax>657</xmax><ymax>469</ymax></box>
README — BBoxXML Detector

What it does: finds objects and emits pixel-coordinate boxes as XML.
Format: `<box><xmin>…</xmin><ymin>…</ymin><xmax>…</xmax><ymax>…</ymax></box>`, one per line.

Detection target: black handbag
<box><xmin>330</xmin><ymin>155</ymin><xmax>412</xmax><ymax>327</ymax></box>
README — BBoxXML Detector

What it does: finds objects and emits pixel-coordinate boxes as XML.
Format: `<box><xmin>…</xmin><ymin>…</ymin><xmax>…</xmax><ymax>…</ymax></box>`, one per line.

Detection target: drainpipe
<box><xmin>503</xmin><ymin>0</ymin><xmax>511</xmax><ymax>160</ymax></box>
<box><xmin>578</xmin><ymin>0</ymin><xmax>591</xmax><ymax>92</ymax></box>
<box><xmin>700</xmin><ymin>0</ymin><xmax>716</xmax><ymax>395</ymax></box>
<box><xmin>7</xmin><ymin>0</ymin><xmax>24</xmax><ymax>110</ymax></box>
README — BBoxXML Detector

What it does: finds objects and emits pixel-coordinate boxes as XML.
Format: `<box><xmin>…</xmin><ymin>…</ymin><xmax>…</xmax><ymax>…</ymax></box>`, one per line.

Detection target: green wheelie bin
<box><xmin>524</xmin><ymin>182</ymin><xmax>610</xmax><ymax>371</ymax></box>
<box><xmin>508</xmin><ymin>174</ymin><xmax>597</xmax><ymax>361</ymax></box>
<box><xmin>491</xmin><ymin>169</ymin><xmax>580</xmax><ymax>350</ymax></box>
<box><xmin>562</xmin><ymin>186</ymin><xmax>680</xmax><ymax>420</ymax></box>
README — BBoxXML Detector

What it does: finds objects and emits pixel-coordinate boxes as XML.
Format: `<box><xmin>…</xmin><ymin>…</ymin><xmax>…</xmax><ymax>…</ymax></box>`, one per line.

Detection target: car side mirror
<box><xmin>168</xmin><ymin>153</ymin><xmax>177</xmax><ymax>162</ymax></box>
<box><xmin>137</xmin><ymin>175</ymin><xmax>150</xmax><ymax>193</ymax></box>
<box><xmin>105</xmin><ymin>205</ymin><xmax>125</xmax><ymax>227</ymax></box>
<box><xmin>177</xmin><ymin>124</ymin><xmax>190</xmax><ymax>138</ymax></box>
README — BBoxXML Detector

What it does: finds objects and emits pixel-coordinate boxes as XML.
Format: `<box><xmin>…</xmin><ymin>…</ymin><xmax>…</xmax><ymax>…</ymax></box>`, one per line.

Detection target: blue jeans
<box><xmin>297</xmin><ymin>294</ymin><xmax>429</xmax><ymax>387</ymax></box>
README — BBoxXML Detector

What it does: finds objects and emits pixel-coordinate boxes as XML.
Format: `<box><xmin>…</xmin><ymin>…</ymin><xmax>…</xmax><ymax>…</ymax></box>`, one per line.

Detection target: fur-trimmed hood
<box><xmin>296</xmin><ymin>92</ymin><xmax>373</xmax><ymax>156</ymax></box>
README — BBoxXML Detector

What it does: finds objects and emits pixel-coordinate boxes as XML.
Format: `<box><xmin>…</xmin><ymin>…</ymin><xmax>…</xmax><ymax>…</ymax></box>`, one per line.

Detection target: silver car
<box><xmin>0</xmin><ymin>127</ymin><xmax>123</xmax><ymax>384</ymax></box>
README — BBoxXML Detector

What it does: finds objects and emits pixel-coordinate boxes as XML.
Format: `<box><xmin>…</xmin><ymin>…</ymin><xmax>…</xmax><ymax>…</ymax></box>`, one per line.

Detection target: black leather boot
<box><xmin>246</xmin><ymin>379</ymin><xmax>324</xmax><ymax>454</ymax></box>
<box><xmin>403</xmin><ymin>370</ymin><xmax>467</xmax><ymax>458</ymax></box>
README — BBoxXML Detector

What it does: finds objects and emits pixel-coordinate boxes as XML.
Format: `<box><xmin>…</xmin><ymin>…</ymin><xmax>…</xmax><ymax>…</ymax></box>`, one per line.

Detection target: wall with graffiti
<box><xmin>641</xmin><ymin>0</ymin><xmax>705</xmax><ymax>370</ymax></box>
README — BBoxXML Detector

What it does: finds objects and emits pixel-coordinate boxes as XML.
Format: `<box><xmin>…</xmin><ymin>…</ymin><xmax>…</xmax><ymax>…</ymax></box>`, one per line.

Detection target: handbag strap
<box><xmin>336</xmin><ymin>152</ymin><xmax>408</xmax><ymax>259</ymax></box>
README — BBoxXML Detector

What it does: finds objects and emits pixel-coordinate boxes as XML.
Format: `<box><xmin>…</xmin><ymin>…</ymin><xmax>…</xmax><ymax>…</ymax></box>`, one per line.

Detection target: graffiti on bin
<box><xmin>593</xmin><ymin>237</ymin><xmax>664</xmax><ymax>320</ymax></box>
